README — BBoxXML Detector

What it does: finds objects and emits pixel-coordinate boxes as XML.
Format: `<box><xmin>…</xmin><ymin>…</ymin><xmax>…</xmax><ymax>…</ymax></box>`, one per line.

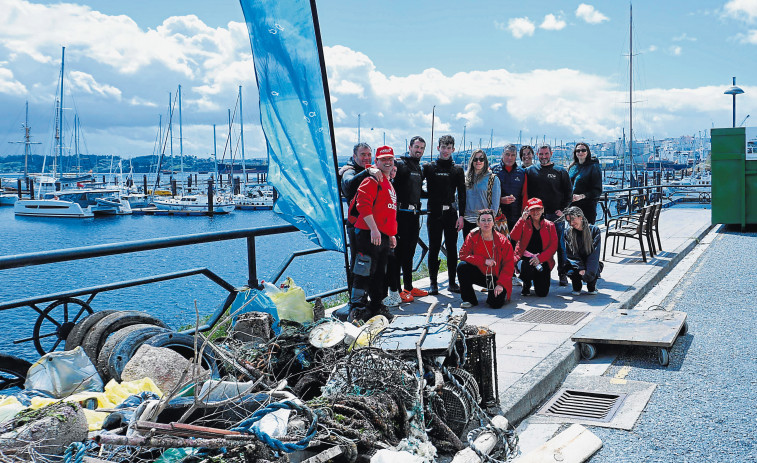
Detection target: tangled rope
<box><xmin>231</xmin><ymin>400</ymin><xmax>317</xmax><ymax>454</ymax></box>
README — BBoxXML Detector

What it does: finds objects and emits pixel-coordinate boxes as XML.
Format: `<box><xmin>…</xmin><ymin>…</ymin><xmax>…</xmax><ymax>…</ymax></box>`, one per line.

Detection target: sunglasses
<box><xmin>472</xmin><ymin>157</ymin><xmax>486</xmax><ymax>162</ymax></box>
<box><xmin>575</xmin><ymin>148</ymin><xmax>588</xmax><ymax>153</ymax></box>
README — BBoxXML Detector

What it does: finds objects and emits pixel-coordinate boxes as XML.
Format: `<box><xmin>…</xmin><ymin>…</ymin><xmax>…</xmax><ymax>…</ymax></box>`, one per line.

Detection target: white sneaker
<box><xmin>461</xmin><ymin>301</ymin><xmax>473</xmax><ymax>309</ymax></box>
<box><xmin>512</xmin><ymin>276</ymin><xmax>522</xmax><ymax>286</ymax></box>
<box><xmin>383</xmin><ymin>291</ymin><xmax>400</xmax><ymax>307</ymax></box>
<box><xmin>571</xmin><ymin>290</ymin><xmax>581</xmax><ymax>296</ymax></box>
<box><xmin>587</xmin><ymin>289</ymin><xmax>598</xmax><ymax>295</ymax></box>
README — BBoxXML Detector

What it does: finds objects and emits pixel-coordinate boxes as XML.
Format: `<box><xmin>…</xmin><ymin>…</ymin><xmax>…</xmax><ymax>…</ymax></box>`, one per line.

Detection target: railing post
<box><xmin>247</xmin><ymin>236</ymin><xmax>258</xmax><ymax>289</ymax></box>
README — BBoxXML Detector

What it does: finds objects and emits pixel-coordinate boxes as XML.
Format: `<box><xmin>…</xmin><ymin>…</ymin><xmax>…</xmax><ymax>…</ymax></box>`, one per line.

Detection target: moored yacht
<box><xmin>14</xmin><ymin>189</ymin><xmax>131</xmax><ymax>218</ymax></box>
<box><xmin>153</xmin><ymin>194</ymin><xmax>235</xmax><ymax>214</ymax></box>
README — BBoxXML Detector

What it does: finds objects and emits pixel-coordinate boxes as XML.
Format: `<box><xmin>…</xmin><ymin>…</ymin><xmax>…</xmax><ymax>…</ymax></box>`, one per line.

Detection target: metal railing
<box><xmin>597</xmin><ymin>183</ymin><xmax>710</xmax><ymax>228</ymax></box>
<box><xmin>0</xmin><ymin>224</ymin><xmax>350</xmax><ymax>355</ymax></box>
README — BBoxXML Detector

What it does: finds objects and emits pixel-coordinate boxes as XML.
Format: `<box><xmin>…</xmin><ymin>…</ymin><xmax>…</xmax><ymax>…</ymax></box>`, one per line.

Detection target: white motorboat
<box><xmin>153</xmin><ymin>195</ymin><xmax>235</xmax><ymax>214</ymax></box>
<box><xmin>0</xmin><ymin>194</ymin><xmax>19</xmax><ymax>206</ymax></box>
<box><xmin>14</xmin><ymin>189</ymin><xmax>131</xmax><ymax>218</ymax></box>
<box><xmin>233</xmin><ymin>186</ymin><xmax>274</xmax><ymax>210</ymax></box>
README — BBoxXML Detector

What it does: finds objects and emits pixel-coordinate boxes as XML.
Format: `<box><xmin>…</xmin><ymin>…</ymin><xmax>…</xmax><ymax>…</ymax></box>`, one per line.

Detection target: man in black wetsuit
<box><xmin>423</xmin><ymin>134</ymin><xmax>466</xmax><ymax>295</ymax></box>
<box><xmin>393</xmin><ymin>136</ymin><xmax>429</xmax><ymax>303</ymax></box>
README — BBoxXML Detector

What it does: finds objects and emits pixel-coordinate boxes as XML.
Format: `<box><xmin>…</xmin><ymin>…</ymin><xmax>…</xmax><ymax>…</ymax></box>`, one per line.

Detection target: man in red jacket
<box><xmin>335</xmin><ymin>146</ymin><xmax>398</xmax><ymax>322</ymax></box>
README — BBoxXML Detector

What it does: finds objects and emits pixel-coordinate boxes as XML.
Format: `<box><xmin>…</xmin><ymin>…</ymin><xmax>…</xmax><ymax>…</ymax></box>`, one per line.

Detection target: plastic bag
<box><xmin>230</xmin><ymin>286</ymin><xmax>281</xmax><ymax>334</ymax></box>
<box><xmin>24</xmin><ymin>346</ymin><xmax>104</xmax><ymax>398</ymax></box>
<box><xmin>269</xmin><ymin>277</ymin><xmax>314</xmax><ymax>325</ymax></box>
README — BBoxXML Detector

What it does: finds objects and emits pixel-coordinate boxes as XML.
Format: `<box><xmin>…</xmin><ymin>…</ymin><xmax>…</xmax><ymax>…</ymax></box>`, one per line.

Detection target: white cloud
<box><xmin>670</xmin><ymin>46</ymin><xmax>683</xmax><ymax>55</ymax></box>
<box><xmin>724</xmin><ymin>0</ymin><xmax>757</xmax><ymax>22</ymax></box>
<box><xmin>68</xmin><ymin>71</ymin><xmax>121</xmax><ymax>99</ymax></box>
<box><xmin>507</xmin><ymin>17</ymin><xmax>536</xmax><ymax>38</ymax></box>
<box><xmin>0</xmin><ymin>67</ymin><xmax>27</xmax><ymax>95</ymax></box>
<box><xmin>672</xmin><ymin>33</ymin><xmax>697</xmax><ymax>42</ymax></box>
<box><xmin>575</xmin><ymin>4</ymin><xmax>609</xmax><ymax>24</ymax></box>
<box><xmin>540</xmin><ymin>14</ymin><xmax>566</xmax><ymax>31</ymax></box>
<box><xmin>647</xmin><ymin>45</ymin><xmax>658</xmax><ymax>52</ymax></box>
<box><xmin>738</xmin><ymin>29</ymin><xmax>757</xmax><ymax>43</ymax></box>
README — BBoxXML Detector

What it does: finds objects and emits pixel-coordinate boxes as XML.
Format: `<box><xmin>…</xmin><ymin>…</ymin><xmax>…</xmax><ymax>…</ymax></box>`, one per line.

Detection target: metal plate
<box><xmin>515</xmin><ymin>309</ymin><xmax>590</xmax><ymax>325</ymax></box>
<box><xmin>572</xmin><ymin>309</ymin><xmax>687</xmax><ymax>348</ymax></box>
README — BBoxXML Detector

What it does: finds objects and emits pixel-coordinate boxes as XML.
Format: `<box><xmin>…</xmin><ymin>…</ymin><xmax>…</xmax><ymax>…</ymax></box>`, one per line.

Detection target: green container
<box><xmin>711</xmin><ymin>127</ymin><xmax>757</xmax><ymax>227</ymax></box>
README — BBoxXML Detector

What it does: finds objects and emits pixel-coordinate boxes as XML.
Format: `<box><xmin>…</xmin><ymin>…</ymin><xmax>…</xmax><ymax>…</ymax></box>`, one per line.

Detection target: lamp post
<box><xmin>724</xmin><ymin>77</ymin><xmax>744</xmax><ymax>128</ymax></box>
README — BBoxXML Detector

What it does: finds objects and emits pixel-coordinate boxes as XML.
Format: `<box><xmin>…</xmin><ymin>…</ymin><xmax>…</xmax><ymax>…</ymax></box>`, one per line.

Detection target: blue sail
<box><xmin>239</xmin><ymin>0</ymin><xmax>344</xmax><ymax>252</ymax></box>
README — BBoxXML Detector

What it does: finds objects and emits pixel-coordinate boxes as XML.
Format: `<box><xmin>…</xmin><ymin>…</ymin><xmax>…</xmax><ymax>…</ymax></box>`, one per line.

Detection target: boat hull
<box><xmin>14</xmin><ymin>199</ymin><xmax>94</xmax><ymax>218</ymax></box>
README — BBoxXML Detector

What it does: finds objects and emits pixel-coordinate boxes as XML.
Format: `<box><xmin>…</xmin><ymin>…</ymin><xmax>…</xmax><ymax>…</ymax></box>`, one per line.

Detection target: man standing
<box><xmin>339</xmin><ymin>143</ymin><xmax>372</xmax><ymax>279</ymax></box>
<box><xmin>392</xmin><ymin>136</ymin><xmax>429</xmax><ymax>303</ymax></box>
<box><xmin>423</xmin><ymin>135</ymin><xmax>466</xmax><ymax>295</ymax></box>
<box><xmin>526</xmin><ymin>145</ymin><xmax>573</xmax><ymax>286</ymax></box>
<box><xmin>338</xmin><ymin>146</ymin><xmax>398</xmax><ymax>322</ymax></box>
<box><xmin>492</xmin><ymin>144</ymin><xmax>528</xmax><ymax>234</ymax></box>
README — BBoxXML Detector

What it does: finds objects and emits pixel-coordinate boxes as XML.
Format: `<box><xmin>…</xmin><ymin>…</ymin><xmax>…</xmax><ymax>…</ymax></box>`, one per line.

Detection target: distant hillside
<box><xmin>0</xmin><ymin>154</ymin><xmax>267</xmax><ymax>174</ymax></box>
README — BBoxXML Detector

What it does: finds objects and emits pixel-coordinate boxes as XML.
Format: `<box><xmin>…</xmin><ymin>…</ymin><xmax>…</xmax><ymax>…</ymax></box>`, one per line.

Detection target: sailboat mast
<box><xmin>24</xmin><ymin>101</ymin><xmax>29</xmax><ymax>178</ymax></box>
<box><xmin>59</xmin><ymin>47</ymin><xmax>65</xmax><ymax>178</ymax></box>
<box><xmin>628</xmin><ymin>3</ymin><xmax>633</xmax><ymax>187</ymax></box>
<box><xmin>239</xmin><ymin>85</ymin><xmax>246</xmax><ymax>186</ymax></box>
<box><xmin>179</xmin><ymin>85</ymin><xmax>184</xmax><ymax>184</ymax></box>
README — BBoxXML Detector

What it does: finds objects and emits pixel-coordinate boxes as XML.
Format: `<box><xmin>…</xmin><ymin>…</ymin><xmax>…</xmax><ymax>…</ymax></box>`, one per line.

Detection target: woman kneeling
<box><xmin>457</xmin><ymin>209</ymin><xmax>514</xmax><ymax>308</ymax></box>
<box><xmin>562</xmin><ymin>206</ymin><xmax>603</xmax><ymax>295</ymax></box>
<box><xmin>511</xmin><ymin>198</ymin><xmax>558</xmax><ymax>297</ymax></box>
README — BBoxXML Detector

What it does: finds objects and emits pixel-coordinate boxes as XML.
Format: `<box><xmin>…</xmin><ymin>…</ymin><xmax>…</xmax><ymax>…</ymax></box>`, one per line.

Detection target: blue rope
<box><xmin>231</xmin><ymin>400</ymin><xmax>317</xmax><ymax>454</ymax></box>
<box><xmin>63</xmin><ymin>442</ymin><xmax>87</xmax><ymax>463</ymax></box>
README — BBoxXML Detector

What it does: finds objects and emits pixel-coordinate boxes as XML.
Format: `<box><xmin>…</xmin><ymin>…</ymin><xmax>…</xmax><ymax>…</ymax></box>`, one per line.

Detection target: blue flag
<box><xmin>239</xmin><ymin>0</ymin><xmax>344</xmax><ymax>252</ymax></box>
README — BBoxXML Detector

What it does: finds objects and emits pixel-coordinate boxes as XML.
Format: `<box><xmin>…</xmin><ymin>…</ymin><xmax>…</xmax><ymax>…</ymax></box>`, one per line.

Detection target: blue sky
<box><xmin>0</xmin><ymin>0</ymin><xmax>755</xmax><ymax>160</ymax></box>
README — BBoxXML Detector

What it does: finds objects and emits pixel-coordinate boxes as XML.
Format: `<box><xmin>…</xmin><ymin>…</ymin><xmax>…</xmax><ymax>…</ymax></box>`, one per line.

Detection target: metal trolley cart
<box><xmin>571</xmin><ymin>309</ymin><xmax>688</xmax><ymax>366</ymax></box>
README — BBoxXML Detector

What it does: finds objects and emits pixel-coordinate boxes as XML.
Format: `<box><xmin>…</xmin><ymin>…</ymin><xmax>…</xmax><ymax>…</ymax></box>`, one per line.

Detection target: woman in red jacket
<box><xmin>510</xmin><ymin>198</ymin><xmax>558</xmax><ymax>297</ymax></box>
<box><xmin>457</xmin><ymin>209</ymin><xmax>514</xmax><ymax>308</ymax></box>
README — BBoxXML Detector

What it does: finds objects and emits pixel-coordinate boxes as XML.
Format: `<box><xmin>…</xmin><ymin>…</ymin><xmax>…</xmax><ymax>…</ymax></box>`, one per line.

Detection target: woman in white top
<box><xmin>462</xmin><ymin>149</ymin><xmax>501</xmax><ymax>238</ymax></box>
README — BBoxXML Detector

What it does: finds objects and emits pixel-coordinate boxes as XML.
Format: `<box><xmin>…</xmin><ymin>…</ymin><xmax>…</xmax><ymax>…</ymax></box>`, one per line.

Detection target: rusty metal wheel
<box><xmin>31</xmin><ymin>297</ymin><xmax>94</xmax><ymax>355</ymax></box>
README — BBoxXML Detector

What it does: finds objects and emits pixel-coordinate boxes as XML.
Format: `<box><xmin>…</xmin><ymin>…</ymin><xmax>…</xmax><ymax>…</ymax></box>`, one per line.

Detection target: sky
<box><xmin>0</xmin><ymin>0</ymin><xmax>756</xmax><ymax>160</ymax></box>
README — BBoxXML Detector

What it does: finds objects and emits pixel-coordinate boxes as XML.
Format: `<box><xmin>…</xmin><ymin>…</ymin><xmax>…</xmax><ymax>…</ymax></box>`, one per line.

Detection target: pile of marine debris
<box><xmin>0</xmin><ymin>286</ymin><xmax>518</xmax><ymax>463</ymax></box>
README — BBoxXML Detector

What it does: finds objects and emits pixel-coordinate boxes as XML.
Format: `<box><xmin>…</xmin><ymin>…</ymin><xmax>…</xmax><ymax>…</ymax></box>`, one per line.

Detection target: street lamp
<box><xmin>724</xmin><ymin>77</ymin><xmax>744</xmax><ymax>128</ymax></box>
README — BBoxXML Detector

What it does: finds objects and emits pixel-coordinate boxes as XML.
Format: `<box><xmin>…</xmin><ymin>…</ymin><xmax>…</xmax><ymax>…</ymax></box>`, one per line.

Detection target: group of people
<box><xmin>334</xmin><ymin>135</ymin><xmax>604</xmax><ymax>323</ymax></box>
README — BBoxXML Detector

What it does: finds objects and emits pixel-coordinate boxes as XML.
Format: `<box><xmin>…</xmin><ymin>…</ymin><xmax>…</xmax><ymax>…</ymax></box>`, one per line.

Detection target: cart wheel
<box><xmin>679</xmin><ymin>321</ymin><xmax>688</xmax><ymax>336</ymax></box>
<box><xmin>580</xmin><ymin>343</ymin><xmax>597</xmax><ymax>360</ymax></box>
<box><xmin>657</xmin><ymin>348</ymin><xmax>670</xmax><ymax>366</ymax></box>
<box><xmin>0</xmin><ymin>354</ymin><xmax>32</xmax><ymax>392</ymax></box>
<box><xmin>31</xmin><ymin>298</ymin><xmax>94</xmax><ymax>355</ymax></box>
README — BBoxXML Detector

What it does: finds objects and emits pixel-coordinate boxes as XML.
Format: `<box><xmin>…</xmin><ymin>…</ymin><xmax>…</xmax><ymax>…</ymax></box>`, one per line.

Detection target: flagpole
<box><xmin>309</xmin><ymin>0</ymin><xmax>352</xmax><ymax>287</ymax></box>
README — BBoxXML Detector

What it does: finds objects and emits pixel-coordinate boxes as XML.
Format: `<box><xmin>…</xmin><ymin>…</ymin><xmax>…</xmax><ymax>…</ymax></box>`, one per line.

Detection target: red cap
<box><xmin>375</xmin><ymin>146</ymin><xmax>394</xmax><ymax>159</ymax></box>
<box><xmin>525</xmin><ymin>197</ymin><xmax>544</xmax><ymax>212</ymax></box>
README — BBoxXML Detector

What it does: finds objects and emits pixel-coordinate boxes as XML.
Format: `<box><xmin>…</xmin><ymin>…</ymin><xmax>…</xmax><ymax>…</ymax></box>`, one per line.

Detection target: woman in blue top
<box><xmin>462</xmin><ymin>149</ymin><xmax>501</xmax><ymax>238</ymax></box>
<box><xmin>568</xmin><ymin>143</ymin><xmax>603</xmax><ymax>224</ymax></box>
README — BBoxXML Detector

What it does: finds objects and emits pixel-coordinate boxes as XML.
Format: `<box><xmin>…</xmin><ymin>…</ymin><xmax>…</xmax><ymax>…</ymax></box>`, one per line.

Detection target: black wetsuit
<box><xmin>394</xmin><ymin>155</ymin><xmax>424</xmax><ymax>290</ymax></box>
<box><xmin>423</xmin><ymin>157</ymin><xmax>466</xmax><ymax>285</ymax></box>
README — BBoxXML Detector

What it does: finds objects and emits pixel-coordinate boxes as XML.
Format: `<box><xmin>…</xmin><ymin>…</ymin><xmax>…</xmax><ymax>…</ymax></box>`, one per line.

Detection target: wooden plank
<box><xmin>512</xmin><ymin>423</ymin><xmax>601</xmax><ymax>463</ymax></box>
<box><xmin>572</xmin><ymin>310</ymin><xmax>686</xmax><ymax>348</ymax></box>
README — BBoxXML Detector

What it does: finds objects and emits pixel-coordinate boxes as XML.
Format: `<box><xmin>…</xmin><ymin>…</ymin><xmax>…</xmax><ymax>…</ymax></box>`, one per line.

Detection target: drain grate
<box><xmin>539</xmin><ymin>389</ymin><xmax>627</xmax><ymax>422</ymax></box>
<box><xmin>515</xmin><ymin>309</ymin><xmax>589</xmax><ymax>325</ymax></box>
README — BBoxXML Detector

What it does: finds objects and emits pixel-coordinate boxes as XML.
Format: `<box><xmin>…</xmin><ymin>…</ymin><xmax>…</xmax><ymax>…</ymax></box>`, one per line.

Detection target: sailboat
<box><xmin>14</xmin><ymin>48</ymin><xmax>132</xmax><ymax>218</ymax></box>
<box><xmin>152</xmin><ymin>85</ymin><xmax>235</xmax><ymax>214</ymax></box>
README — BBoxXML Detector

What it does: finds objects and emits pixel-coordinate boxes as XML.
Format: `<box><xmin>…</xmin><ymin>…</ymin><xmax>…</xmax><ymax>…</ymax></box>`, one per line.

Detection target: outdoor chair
<box><xmin>616</xmin><ymin>203</ymin><xmax>661</xmax><ymax>256</ymax></box>
<box><xmin>603</xmin><ymin>205</ymin><xmax>650</xmax><ymax>262</ymax></box>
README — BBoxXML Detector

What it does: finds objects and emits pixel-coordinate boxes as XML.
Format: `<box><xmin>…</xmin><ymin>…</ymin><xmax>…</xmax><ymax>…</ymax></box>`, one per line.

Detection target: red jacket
<box><xmin>510</xmin><ymin>217</ymin><xmax>558</xmax><ymax>270</ymax></box>
<box><xmin>350</xmin><ymin>174</ymin><xmax>397</xmax><ymax>236</ymax></box>
<box><xmin>459</xmin><ymin>229</ymin><xmax>514</xmax><ymax>298</ymax></box>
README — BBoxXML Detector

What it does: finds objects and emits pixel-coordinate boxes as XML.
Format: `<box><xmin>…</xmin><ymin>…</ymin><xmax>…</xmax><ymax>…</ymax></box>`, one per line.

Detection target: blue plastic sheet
<box><xmin>239</xmin><ymin>0</ymin><xmax>345</xmax><ymax>252</ymax></box>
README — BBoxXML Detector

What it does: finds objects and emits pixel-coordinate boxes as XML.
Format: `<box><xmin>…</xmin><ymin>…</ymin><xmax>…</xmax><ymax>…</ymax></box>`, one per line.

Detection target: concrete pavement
<box><xmin>379</xmin><ymin>202</ymin><xmax>714</xmax><ymax>425</ymax></box>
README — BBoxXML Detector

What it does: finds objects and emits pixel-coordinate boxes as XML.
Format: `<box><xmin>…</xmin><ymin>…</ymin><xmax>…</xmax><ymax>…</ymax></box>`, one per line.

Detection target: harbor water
<box><xmin>0</xmin><ymin>206</ymin><xmax>349</xmax><ymax>361</ymax></box>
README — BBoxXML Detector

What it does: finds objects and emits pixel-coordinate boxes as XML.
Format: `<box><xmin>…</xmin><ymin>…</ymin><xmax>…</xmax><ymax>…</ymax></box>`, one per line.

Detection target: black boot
<box><xmin>429</xmin><ymin>281</ymin><xmax>439</xmax><ymax>295</ymax></box>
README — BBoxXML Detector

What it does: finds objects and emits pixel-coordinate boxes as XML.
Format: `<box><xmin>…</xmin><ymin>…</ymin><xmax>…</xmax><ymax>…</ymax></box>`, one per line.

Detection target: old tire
<box><xmin>65</xmin><ymin>310</ymin><xmax>119</xmax><ymax>351</ymax></box>
<box><xmin>96</xmin><ymin>324</ymin><xmax>168</xmax><ymax>382</ymax></box>
<box><xmin>143</xmin><ymin>332</ymin><xmax>220</xmax><ymax>378</ymax></box>
<box><xmin>106</xmin><ymin>325</ymin><xmax>172</xmax><ymax>382</ymax></box>
<box><xmin>81</xmin><ymin>311</ymin><xmax>169</xmax><ymax>363</ymax></box>
<box><xmin>0</xmin><ymin>354</ymin><xmax>32</xmax><ymax>392</ymax></box>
